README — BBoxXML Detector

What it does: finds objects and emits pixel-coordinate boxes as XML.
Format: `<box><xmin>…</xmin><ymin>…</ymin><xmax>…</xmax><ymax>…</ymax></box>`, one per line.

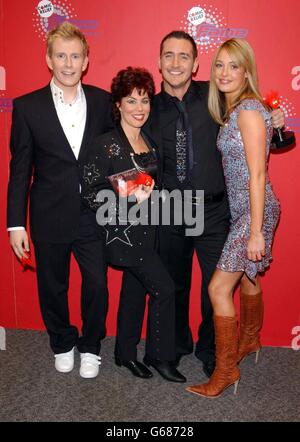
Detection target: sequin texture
<box><xmin>217</xmin><ymin>99</ymin><xmax>280</xmax><ymax>280</ymax></box>
<box><xmin>176</xmin><ymin>130</ymin><xmax>187</xmax><ymax>183</ymax></box>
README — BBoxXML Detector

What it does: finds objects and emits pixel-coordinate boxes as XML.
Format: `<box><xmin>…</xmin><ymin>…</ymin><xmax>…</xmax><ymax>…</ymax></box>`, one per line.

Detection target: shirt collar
<box><xmin>50</xmin><ymin>78</ymin><xmax>84</xmax><ymax>106</ymax></box>
<box><xmin>160</xmin><ymin>80</ymin><xmax>198</xmax><ymax>104</ymax></box>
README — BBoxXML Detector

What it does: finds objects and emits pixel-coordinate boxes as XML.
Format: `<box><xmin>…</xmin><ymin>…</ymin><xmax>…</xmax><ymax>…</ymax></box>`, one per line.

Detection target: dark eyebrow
<box><xmin>163</xmin><ymin>51</ymin><xmax>190</xmax><ymax>57</ymax></box>
<box><xmin>127</xmin><ymin>95</ymin><xmax>149</xmax><ymax>100</ymax></box>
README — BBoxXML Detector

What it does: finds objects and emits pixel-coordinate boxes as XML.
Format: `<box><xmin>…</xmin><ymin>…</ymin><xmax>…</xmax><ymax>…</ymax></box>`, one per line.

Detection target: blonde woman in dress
<box><xmin>186</xmin><ymin>38</ymin><xmax>280</xmax><ymax>398</ymax></box>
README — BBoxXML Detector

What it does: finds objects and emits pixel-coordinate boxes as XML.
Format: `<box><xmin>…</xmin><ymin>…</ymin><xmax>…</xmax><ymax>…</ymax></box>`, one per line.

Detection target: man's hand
<box><xmin>271</xmin><ymin>108</ymin><xmax>285</xmax><ymax>129</ymax></box>
<box><xmin>9</xmin><ymin>230</ymin><xmax>30</xmax><ymax>259</ymax></box>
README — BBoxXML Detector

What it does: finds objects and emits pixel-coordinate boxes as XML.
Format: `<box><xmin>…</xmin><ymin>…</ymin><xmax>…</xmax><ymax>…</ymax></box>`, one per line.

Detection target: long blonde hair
<box><xmin>208</xmin><ymin>38</ymin><xmax>264</xmax><ymax>125</ymax></box>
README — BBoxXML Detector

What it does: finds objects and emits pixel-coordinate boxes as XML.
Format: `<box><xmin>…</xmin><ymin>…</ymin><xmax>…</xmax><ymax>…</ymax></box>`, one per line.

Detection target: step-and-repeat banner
<box><xmin>1</xmin><ymin>0</ymin><xmax>299</xmax><ymax>347</ymax></box>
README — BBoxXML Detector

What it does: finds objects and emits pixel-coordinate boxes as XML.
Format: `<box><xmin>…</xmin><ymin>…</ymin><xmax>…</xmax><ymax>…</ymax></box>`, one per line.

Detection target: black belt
<box><xmin>162</xmin><ymin>189</ymin><xmax>225</xmax><ymax>206</ymax></box>
<box><xmin>186</xmin><ymin>191</ymin><xmax>225</xmax><ymax>205</ymax></box>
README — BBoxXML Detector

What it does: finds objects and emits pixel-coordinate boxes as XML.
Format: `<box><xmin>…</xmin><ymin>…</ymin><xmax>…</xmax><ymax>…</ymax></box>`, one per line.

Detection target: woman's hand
<box><xmin>271</xmin><ymin>108</ymin><xmax>285</xmax><ymax>129</ymax></box>
<box><xmin>134</xmin><ymin>180</ymin><xmax>155</xmax><ymax>204</ymax></box>
<box><xmin>247</xmin><ymin>231</ymin><xmax>266</xmax><ymax>262</ymax></box>
<box><xmin>117</xmin><ymin>179</ymin><xmax>138</xmax><ymax>197</ymax></box>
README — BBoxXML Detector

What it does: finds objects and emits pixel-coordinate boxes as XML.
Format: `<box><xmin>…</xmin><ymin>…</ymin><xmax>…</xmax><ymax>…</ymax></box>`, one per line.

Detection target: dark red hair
<box><xmin>111</xmin><ymin>66</ymin><xmax>155</xmax><ymax>121</ymax></box>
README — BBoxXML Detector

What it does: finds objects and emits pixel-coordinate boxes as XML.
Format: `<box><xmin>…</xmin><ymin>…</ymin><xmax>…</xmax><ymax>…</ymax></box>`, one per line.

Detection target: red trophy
<box><xmin>264</xmin><ymin>91</ymin><xmax>295</xmax><ymax>150</ymax></box>
<box><xmin>135</xmin><ymin>172</ymin><xmax>153</xmax><ymax>187</ymax></box>
<box><xmin>108</xmin><ymin>169</ymin><xmax>153</xmax><ymax>197</ymax></box>
<box><xmin>19</xmin><ymin>250</ymin><xmax>35</xmax><ymax>271</ymax></box>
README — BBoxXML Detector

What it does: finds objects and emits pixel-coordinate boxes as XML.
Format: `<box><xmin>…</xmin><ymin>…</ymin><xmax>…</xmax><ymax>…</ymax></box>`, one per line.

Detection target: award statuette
<box><xmin>264</xmin><ymin>91</ymin><xmax>295</xmax><ymax>150</ymax></box>
<box><xmin>108</xmin><ymin>168</ymin><xmax>153</xmax><ymax>197</ymax></box>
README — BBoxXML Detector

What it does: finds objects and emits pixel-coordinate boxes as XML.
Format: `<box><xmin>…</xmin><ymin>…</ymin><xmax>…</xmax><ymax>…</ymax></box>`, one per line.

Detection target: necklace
<box><xmin>130</xmin><ymin>152</ymin><xmax>147</xmax><ymax>173</ymax></box>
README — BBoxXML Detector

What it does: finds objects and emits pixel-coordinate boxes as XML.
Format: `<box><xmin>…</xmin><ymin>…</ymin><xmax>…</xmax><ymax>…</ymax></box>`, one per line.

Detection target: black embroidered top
<box><xmin>81</xmin><ymin>126</ymin><xmax>159</xmax><ymax>267</ymax></box>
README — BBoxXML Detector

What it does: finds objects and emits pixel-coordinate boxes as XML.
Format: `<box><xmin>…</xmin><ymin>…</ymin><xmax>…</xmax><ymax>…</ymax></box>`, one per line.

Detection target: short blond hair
<box><xmin>46</xmin><ymin>21</ymin><xmax>89</xmax><ymax>57</ymax></box>
<box><xmin>208</xmin><ymin>38</ymin><xmax>265</xmax><ymax>125</ymax></box>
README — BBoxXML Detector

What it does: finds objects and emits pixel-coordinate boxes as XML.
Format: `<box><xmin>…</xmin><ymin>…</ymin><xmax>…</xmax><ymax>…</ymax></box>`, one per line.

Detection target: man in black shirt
<box><xmin>116</xmin><ymin>31</ymin><xmax>284</xmax><ymax>378</ymax></box>
<box><xmin>148</xmin><ymin>32</ymin><xmax>228</xmax><ymax>377</ymax></box>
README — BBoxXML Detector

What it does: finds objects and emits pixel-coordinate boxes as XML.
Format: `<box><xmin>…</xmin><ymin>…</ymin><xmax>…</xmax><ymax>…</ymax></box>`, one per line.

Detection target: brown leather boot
<box><xmin>238</xmin><ymin>291</ymin><xmax>263</xmax><ymax>364</ymax></box>
<box><xmin>186</xmin><ymin>315</ymin><xmax>240</xmax><ymax>398</ymax></box>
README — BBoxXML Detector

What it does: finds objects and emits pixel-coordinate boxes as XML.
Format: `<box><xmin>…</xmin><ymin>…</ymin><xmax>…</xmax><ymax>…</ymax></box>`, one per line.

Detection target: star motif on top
<box><xmin>108</xmin><ymin>143</ymin><xmax>121</xmax><ymax>157</ymax></box>
<box><xmin>83</xmin><ymin>163</ymin><xmax>101</xmax><ymax>185</ymax></box>
<box><xmin>83</xmin><ymin>192</ymin><xmax>99</xmax><ymax>209</ymax></box>
<box><xmin>104</xmin><ymin>217</ymin><xmax>137</xmax><ymax>247</ymax></box>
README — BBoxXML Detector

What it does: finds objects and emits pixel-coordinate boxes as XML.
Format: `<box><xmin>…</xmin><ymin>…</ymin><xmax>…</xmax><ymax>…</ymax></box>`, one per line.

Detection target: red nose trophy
<box><xmin>264</xmin><ymin>91</ymin><xmax>295</xmax><ymax>150</ymax></box>
<box><xmin>19</xmin><ymin>251</ymin><xmax>35</xmax><ymax>271</ymax></box>
<box><xmin>135</xmin><ymin>173</ymin><xmax>153</xmax><ymax>187</ymax></box>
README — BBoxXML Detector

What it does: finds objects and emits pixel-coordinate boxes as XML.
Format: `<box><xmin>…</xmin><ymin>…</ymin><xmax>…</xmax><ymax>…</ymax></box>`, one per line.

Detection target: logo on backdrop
<box><xmin>278</xmin><ymin>95</ymin><xmax>300</xmax><ymax>134</ymax></box>
<box><xmin>291</xmin><ymin>66</ymin><xmax>300</xmax><ymax>91</ymax></box>
<box><xmin>180</xmin><ymin>5</ymin><xmax>248</xmax><ymax>54</ymax></box>
<box><xmin>33</xmin><ymin>0</ymin><xmax>99</xmax><ymax>40</ymax></box>
<box><xmin>289</xmin><ymin>67</ymin><xmax>300</xmax><ymax>132</ymax></box>
<box><xmin>0</xmin><ymin>66</ymin><xmax>12</xmax><ymax>113</ymax></box>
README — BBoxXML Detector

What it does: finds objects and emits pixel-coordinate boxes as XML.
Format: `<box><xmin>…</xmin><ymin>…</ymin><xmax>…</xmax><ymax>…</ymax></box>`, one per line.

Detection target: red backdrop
<box><xmin>1</xmin><ymin>0</ymin><xmax>299</xmax><ymax>347</ymax></box>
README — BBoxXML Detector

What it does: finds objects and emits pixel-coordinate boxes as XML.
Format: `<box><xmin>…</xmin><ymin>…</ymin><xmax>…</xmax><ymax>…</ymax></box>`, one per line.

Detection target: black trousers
<box><xmin>119</xmin><ymin>196</ymin><xmax>230</xmax><ymax>364</ymax></box>
<box><xmin>34</xmin><ymin>213</ymin><xmax>108</xmax><ymax>355</ymax></box>
<box><xmin>114</xmin><ymin>252</ymin><xmax>175</xmax><ymax>362</ymax></box>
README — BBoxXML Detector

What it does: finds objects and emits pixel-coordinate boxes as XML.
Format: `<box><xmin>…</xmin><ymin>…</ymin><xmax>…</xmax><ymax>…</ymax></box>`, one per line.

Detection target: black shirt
<box><xmin>146</xmin><ymin>80</ymin><xmax>225</xmax><ymax>195</ymax></box>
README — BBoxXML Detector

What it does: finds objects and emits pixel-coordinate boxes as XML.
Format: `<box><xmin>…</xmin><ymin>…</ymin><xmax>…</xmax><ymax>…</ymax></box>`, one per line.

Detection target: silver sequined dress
<box><xmin>217</xmin><ymin>99</ymin><xmax>280</xmax><ymax>280</ymax></box>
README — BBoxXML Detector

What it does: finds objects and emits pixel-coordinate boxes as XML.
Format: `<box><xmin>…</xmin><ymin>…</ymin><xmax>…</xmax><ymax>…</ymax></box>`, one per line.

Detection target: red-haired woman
<box><xmin>82</xmin><ymin>67</ymin><xmax>185</xmax><ymax>383</ymax></box>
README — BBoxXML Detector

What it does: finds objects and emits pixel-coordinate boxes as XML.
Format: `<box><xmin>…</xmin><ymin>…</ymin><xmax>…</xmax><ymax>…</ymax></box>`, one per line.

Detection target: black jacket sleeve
<box><xmin>7</xmin><ymin>100</ymin><xmax>34</xmax><ymax>228</ymax></box>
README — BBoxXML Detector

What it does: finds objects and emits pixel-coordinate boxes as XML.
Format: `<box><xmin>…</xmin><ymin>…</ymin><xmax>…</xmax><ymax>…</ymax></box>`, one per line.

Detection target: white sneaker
<box><xmin>80</xmin><ymin>353</ymin><xmax>101</xmax><ymax>378</ymax></box>
<box><xmin>54</xmin><ymin>347</ymin><xmax>74</xmax><ymax>373</ymax></box>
